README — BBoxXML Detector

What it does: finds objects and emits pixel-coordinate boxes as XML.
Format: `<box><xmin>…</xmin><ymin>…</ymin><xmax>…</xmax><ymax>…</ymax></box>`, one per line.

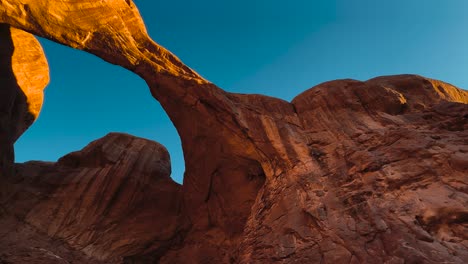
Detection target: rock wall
<box><xmin>0</xmin><ymin>1</ymin><xmax>467</xmax><ymax>263</ymax></box>
<box><xmin>2</xmin><ymin>133</ymin><xmax>183</xmax><ymax>263</ymax></box>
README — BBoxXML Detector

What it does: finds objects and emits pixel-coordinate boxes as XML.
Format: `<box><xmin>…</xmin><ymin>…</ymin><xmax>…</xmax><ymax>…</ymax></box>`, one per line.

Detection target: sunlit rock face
<box><xmin>0</xmin><ymin>24</ymin><xmax>48</xmax><ymax>179</ymax></box>
<box><xmin>0</xmin><ymin>0</ymin><xmax>203</xmax><ymax>82</ymax></box>
<box><xmin>0</xmin><ymin>1</ymin><xmax>467</xmax><ymax>263</ymax></box>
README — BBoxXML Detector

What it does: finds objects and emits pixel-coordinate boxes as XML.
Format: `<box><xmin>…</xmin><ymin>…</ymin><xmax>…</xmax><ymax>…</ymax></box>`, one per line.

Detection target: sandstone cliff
<box><xmin>0</xmin><ymin>0</ymin><xmax>467</xmax><ymax>263</ymax></box>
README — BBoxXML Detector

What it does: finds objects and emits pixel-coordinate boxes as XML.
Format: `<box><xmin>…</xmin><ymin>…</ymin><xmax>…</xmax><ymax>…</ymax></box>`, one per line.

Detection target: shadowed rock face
<box><xmin>0</xmin><ymin>24</ymin><xmax>48</xmax><ymax>179</ymax></box>
<box><xmin>0</xmin><ymin>1</ymin><xmax>467</xmax><ymax>263</ymax></box>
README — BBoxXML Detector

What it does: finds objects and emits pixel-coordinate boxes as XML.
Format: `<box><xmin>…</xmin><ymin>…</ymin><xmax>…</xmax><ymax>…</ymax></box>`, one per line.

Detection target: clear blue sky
<box><xmin>15</xmin><ymin>0</ymin><xmax>468</xmax><ymax>183</ymax></box>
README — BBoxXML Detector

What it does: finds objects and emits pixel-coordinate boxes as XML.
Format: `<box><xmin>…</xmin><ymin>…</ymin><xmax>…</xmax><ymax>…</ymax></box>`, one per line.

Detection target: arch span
<box><xmin>1</xmin><ymin>1</ymin><xmax>467</xmax><ymax>263</ymax></box>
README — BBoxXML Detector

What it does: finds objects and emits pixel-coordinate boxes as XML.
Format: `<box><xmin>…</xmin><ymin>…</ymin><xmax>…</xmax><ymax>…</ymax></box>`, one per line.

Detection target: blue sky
<box><xmin>15</xmin><ymin>0</ymin><xmax>468</xmax><ymax>183</ymax></box>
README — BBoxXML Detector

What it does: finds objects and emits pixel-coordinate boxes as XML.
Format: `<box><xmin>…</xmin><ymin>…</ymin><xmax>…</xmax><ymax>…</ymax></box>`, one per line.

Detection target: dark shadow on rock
<box><xmin>0</xmin><ymin>24</ymin><xmax>36</xmax><ymax>180</ymax></box>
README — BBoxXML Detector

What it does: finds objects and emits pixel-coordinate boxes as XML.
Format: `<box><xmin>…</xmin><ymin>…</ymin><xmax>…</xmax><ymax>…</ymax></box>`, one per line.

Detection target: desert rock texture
<box><xmin>0</xmin><ymin>0</ymin><xmax>467</xmax><ymax>263</ymax></box>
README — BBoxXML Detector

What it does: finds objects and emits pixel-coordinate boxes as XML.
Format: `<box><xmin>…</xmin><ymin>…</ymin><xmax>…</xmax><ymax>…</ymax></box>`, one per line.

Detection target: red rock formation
<box><xmin>1</xmin><ymin>133</ymin><xmax>183</xmax><ymax>263</ymax></box>
<box><xmin>0</xmin><ymin>23</ymin><xmax>48</xmax><ymax>179</ymax></box>
<box><xmin>235</xmin><ymin>76</ymin><xmax>468</xmax><ymax>263</ymax></box>
<box><xmin>0</xmin><ymin>1</ymin><xmax>467</xmax><ymax>263</ymax></box>
<box><xmin>2</xmin><ymin>76</ymin><xmax>466</xmax><ymax>264</ymax></box>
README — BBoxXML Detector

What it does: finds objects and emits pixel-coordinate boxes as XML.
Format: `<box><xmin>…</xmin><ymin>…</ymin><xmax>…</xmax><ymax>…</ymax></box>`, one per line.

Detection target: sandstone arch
<box><xmin>1</xmin><ymin>1</ymin><xmax>467</xmax><ymax>263</ymax></box>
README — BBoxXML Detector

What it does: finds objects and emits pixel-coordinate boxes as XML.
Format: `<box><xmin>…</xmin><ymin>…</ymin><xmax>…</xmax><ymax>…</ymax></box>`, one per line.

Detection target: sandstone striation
<box><xmin>1</xmin><ymin>133</ymin><xmax>183</xmax><ymax>263</ymax></box>
<box><xmin>0</xmin><ymin>1</ymin><xmax>467</xmax><ymax>263</ymax></box>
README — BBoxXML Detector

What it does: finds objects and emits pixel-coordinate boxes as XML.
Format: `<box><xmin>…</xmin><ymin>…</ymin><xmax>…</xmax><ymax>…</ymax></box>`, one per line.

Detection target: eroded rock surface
<box><xmin>1</xmin><ymin>133</ymin><xmax>183</xmax><ymax>263</ymax></box>
<box><xmin>0</xmin><ymin>1</ymin><xmax>467</xmax><ymax>263</ymax></box>
<box><xmin>235</xmin><ymin>76</ymin><xmax>468</xmax><ymax>263</ymax></box>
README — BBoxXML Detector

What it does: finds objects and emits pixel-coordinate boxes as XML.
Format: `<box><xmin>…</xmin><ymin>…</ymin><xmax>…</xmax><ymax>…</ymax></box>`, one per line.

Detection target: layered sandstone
<box><xmin>1</xmin><ymin>133</ymin><xmax>183</xmax><ymax>263</ymax></box>
<box><xmin>1</xmin><ymin>76</ymin><xmax>466</xmax><ymax>263</ymax></box>
<box><xmin>0</xmin><ymin>0</ymin><xmax>467</xmax><ymax>263</ymax></box>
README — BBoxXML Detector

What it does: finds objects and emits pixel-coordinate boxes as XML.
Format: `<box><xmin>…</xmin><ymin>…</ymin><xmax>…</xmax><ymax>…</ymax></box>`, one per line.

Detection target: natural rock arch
<box><xmin>1</xmin><ymin>1</ymin><xmax>468</xmax><ymax>263</ymax></box>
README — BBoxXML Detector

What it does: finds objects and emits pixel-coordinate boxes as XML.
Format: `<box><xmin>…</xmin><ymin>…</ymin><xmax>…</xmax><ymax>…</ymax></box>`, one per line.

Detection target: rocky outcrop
<box><xmin>235</xmin><ymin>76</ymin><xmax>468</xmax><ymax>263</ymax></box>
<box><xmin>0</xmin><ymin>23</ymin><xmax>48</xmax><ymax>179</ymax></box>
<box><xmin>1</xmin><ymin>133</ymin><xmax>183</xmax><ymax>263</ymax></box>
<box><xmin>154</xmin><ymin>75</ymin><xmax>468</xmax><ymax>263</ymax></box>
<box><xmin>0</xmin><ymin>1</ymin><xmax>467</xmax><ymax>263</ymax></box>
